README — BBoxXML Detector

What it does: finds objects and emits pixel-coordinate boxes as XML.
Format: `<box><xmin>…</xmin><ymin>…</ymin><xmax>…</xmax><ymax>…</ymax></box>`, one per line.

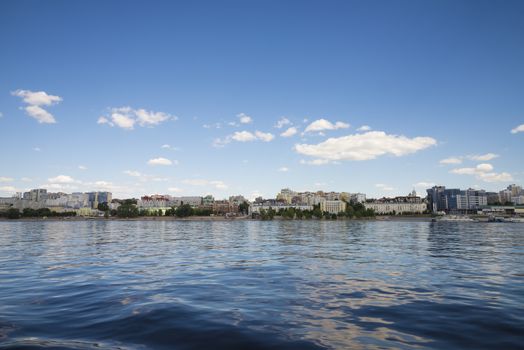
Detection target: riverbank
<box><xmin>0</xmin><ymin>215</ymin><xmax>435</xmax><ymax>222</ymax></box>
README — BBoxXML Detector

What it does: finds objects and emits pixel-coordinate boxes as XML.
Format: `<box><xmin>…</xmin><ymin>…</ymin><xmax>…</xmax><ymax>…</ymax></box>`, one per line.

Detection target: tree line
<box><xmin>256</xmin><ymin>202</ymin><xmax>375</xmax><ymax>220</ymax></box>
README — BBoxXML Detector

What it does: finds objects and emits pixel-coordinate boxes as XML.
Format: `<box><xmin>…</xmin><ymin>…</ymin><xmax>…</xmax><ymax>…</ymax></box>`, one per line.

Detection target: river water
<box><xmin>0</xmin><ymin>220</ymin><xmax>522</xmax><ymax>349</ymax></box>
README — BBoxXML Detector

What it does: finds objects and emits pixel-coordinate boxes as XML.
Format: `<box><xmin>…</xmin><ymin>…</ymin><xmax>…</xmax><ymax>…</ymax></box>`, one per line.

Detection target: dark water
<box><xmin>0</xmin><ymin>220</ymin><xmax>523</xmax><ymax>349</ymax></box>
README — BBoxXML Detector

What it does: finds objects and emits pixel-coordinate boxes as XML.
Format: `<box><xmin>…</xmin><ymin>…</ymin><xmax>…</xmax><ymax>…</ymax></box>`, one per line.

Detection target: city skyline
<box><xmin>1</xmin><ymin>1</ymin><xmax>524</xmax><ymax>199</ymax></box>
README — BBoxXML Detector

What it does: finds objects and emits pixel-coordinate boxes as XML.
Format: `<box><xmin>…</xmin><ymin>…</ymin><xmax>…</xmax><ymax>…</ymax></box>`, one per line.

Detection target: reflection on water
<box><xmin>0</xmin><ymin>220</ymin><xmax>523</xmax><ymax>349</ymax></box>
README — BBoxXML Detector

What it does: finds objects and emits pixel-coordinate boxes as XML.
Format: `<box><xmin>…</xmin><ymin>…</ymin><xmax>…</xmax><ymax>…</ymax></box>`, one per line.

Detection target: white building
<box><xmin>249</xmin><ymin>203</ymin><xmax>313</xmax><ymax>215</ymax></box>
<box><xmin>320</xmin><ymin>200</ymin><xmax>346</xmax><ymax>214</ymax></box>
<box><xmin>364</xmin><ymin>202</ymin><xmax>426</xmax><ymax>214</ymax></box>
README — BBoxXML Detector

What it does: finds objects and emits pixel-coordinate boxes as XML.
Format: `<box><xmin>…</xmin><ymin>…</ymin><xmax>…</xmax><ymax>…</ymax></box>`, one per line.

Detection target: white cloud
<box><xmin>451</xmin><ymin>163</ymin><xmax>493</xmax><ymax>175</ymax></box>
<box><xmin>469</xmin><ymin>153</ymin><xmax>499</xmax><ymax>161</ymax></box>
<box><xmin>440</xmin><ymin>157</ymin><xmax>462</xmax><ymax>165</ymax></box>
<box><xmin>124</xmin><ymin>170</ymin><xmax>142</xmax><ymax>177</ymax></box>
<box><xmin>78</xmin><ymin>165</ymin><xmax>87</xmax><ymax>171</ymax></box>
<box><xmin>24</xmin><ymin>105</ymin><xmax>56</xmax><ymax>124</ymax></box>
<box><xmin>47</xmin><ymin>175</ymin><xmax>80</xmax><ymax>184</ymax></box>
<box><xmin>212</xmin><ymin>137</ymin><xmax>231</xmax><ymax>148</ymax></box>
<box><xmin>111</xmin><ymin>112</ymin><xmax>136</xmax><ymax>129</ymax></box>
<box><xmin>182</xmin><ymin>179</ymin><xmax>228</xmax><ymax>190</ymax></box>
<box><xmin>203</xmin><ymin>122</ymin><xmax>222</xmax><ymax>129</ymax></box>
<box><xmin>161</xmin><ymin>144</ymin><xmax>179</xmax><ymax>151</ymax></box>
<box><xmin>275</xmin><ymin>117</ymin><xmax>291</xmax><ymax>129</ymax></box>
<box><xmin>304</xmin><ymin>118</ymin><xmax>350</xmax><ymax>133</ymax></box>
<box><xmin>232</xmin><ymin>131</ymin><xmax>257</xmax><ymax>142</ymax></box>
<box><xmin>12</xmin><ymin>90</ymin><xmax>62</xmax><ymax>106</ymax></box>
<box><xmin>237</xmin><ymin>113</ymin><xmax>253</xmax><ymax>124</ymax></box>
<box><xmin>375</xmin><ymin>183</ymin><xmax>395</xmax><ymax>191</ymax></box>
<box><xmin>0</xmin><ymin>112</ymin><xmax>3</xmax><ymax>118</ymax></box>
<box><xmin>12</xmin><ymin>89</ymin><xmax>62</xmax><ymax>124</ymax></box>
<box><xmin>97</xmin><ymin>116</ymin><xmax>111</xmax><ymax>125</ymax></box>
<box><xmin>147</xmin><ymin>157</ymin><xmax>173</xmax><ymax>166</ymax></box>
<box><xmin>510</xmin><ymin>124</ymin><xmax>524</xmax><ymax>134</ymax></box>
<box><xmin>0</xmin><ymin>177</ymin><xmax>14</xmax><ymax>182</ymax></box>
<box><xmin>0</xmin><ymin>186</ymin><xmax>17</xmax><ymax>194</ymax></box>
<box><xmin>278</xmin><ymin>167</ymin><xmax>289</xmax><ymax>172</ymax></box>
<box><xmin>357</xmin><ymin>125</ymin><xmax>371</xmax><ymax>132</ymax></box>
<box><xmin>215</xmin><ymin>129</ymin><xmax>275</xmax><ymax>146</ymax></box>
<box><xmin>254</xmin><ymin>131</ymin><xmax>274</xmax><ymax>142</ymax></box>
<box><xmin>33</xmin><ymin>147</ymin><xmax>41</xmax><ymax>152</ymax></box>
<box><xmin>168</xmin><ymin>187</ymin><xmax>183</xmax><ymax>193</ymax></box>
<box><xmin>280</xmin><ymin>126</ymin><xmax>298</xmax><ymax>137</ymax></box>
<box><xmin>450</xmin><ymin>163</ymin><xmax>513</xmax><ymax>183</ymax></box>
<box><xmin>99</xmin><ymin>107</ymin><xmax>175</xmax><ymax>130</ymax></box>
<box><xmin>295</xmin><ymin>131</ymin><xmax>436</xmax><ymax>162</ymax></box>
<box><xmin>135</xmin><ymin>109</ymin><xmax>174</xmax><ymax>126</ymax></box>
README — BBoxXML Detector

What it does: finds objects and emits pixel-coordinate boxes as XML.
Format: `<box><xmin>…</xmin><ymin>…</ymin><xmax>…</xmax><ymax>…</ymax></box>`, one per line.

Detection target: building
<box><xmin>456</xmin><ymin>189</ymin><xmax>487</xmax><ymax>210</ymax></box>
<box><xmin>350</xmin><ymin>193</ymin><xmax>366</xmax><ymax>203</ymax></box>
<box><xmin>364</xmin><ymin>193</ymin><xmax>426</xmax><ymax>215</ymax></box>
<box><xmin>213</xmin><ymin>200</ymin><xmax>238</xmax><ymax>215</ymax></box>
<box><xmin>229</xmin><ymin>195</ymin><xmax>247</xmax><ymax>206</ymax></box>
<box><xmin>249</xmin><ymin>202</ymin><xmax>313</xmax><ymax>215</ymax></box>
<box><xmin>320</xmin><ymin>200</ymin><xmax>346</xmax><ymax>214</ymax></box>
<box><xmin>202</xmin><ymin>195</ymin><xmax>214</xmax><ymax>206</ymax></box>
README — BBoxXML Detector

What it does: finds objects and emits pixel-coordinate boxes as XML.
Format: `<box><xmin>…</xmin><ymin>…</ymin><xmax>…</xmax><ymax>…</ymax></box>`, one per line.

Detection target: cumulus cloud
<box><xmin>280</xmin><ymin>127</ymin><xmax>298</xmax><ymax>137</ymax></box>
<box><xmin>232</xmin><ymin>131</ymin><xmax>257</xmax><ymax>142</ymax></box>
<box><xmin>47</xmin><ymin>175</ymin><xmax>80</xmax><ymax>184</ymax></box>
<box><xmin>440</xmin><ymin>157</ymin><xmax>462</xmax><ymax>165</ymax></box>
<box><xmin>304</xmin><ymin>118</ymin><xmax>350</xmax><ymax>133</ymax></box>
<box><xmin>215</xmin><ymin>130</ymin><xmax>275</xmax><ymax>146</ymax></box>
<box><xmin>12</xmin><ymin>89</ymin><xmax>62</xmax><ymax>124</ymax></box>
<box><xmin>357</xmin><ymin>125</ymin><xmax>372</xmax><ymax>132</ymax></box>
<box><xmin>510</xmin><ymin>124</ymin><xmax>524</xmax><ymax>134</ymax></box>
<box><xmin>254</xmin><ymin>131</ymin><xmax>274</xmax><ymax>142</ymax></box>
<box><xmin>237</xmin><ymin>113</ymin><xmax>253</xmax><ymax>124</ymax></box>
<box><xmin>182</xmin><ymin>179</ymin><xmax>228</xmax><ymax>189</ymax></box>
<box><xmin>98</xmin><ymin>107</ymin><xmax>176</xmax><ymax>130</ymax></box>
<box><xmin>0</xmin><ymin>177</ymin><xmax>14</xmax><ymax>182</ymax></box>
<box><xmin>147</xmin><ymin>157</ymin><xmax>174</xmax><ymax>166</ymax></box>
<box><xmin>295</xmin><ymin>131</ymin><xmax>436</xmax><ymax>162</ymax></box>
<box><xmin>469</xmin><ymin>153</ymin><xmax>499</xmax><ymax>161</ymax></box>
<box><xmin>275</xmin><ymin>117</ymin><xmax>291</xmax><ymax>129</ymax></box>
<box><xmin>450</xmin><ymin>163</ymin><xmax>513</xmax><ymax>183</ymax></box>
<box><xmin>78</xmin><ymin>165</ymin><xmax>87</xmax><ymax>170</ymax></box>
<box><xmin>278</xmin><ymin>167</ymin><xmax>289</xmax><ymax>172</ymax></box>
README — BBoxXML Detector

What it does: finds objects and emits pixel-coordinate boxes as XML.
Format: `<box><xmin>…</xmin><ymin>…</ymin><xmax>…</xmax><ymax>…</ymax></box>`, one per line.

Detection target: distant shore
<box><xmin>0</xmin><ymin>215</ymin><xmax>436</xmax><ymax>222</ymax></box>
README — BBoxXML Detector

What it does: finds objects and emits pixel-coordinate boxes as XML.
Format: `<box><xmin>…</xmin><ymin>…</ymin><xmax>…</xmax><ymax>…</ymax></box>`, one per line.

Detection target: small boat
<box><xmin>507</xmin><ymin>217</ymin><xmax>524</xmax><ymax>223</ymax></box>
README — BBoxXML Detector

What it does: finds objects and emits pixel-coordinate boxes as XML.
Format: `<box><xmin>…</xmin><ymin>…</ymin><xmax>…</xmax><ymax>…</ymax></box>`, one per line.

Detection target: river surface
<box><xmin>0</xmin><ymin>220</ymin><xmax>523</xmax><ymax>349</ymax></box>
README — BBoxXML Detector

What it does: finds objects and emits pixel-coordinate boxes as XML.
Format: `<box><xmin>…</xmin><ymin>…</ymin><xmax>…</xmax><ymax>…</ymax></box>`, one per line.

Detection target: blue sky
<box><xmin>1</xmin><ymin>0</ymin><xmax>523</xmax><ymax>199</ymax></box>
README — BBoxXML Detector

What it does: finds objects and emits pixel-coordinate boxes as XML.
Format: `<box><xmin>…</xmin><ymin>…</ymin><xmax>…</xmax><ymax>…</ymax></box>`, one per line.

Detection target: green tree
<box><xmin>116</xmin><ymin>204</ymin><xmax>139</xmax><ymax>218</ymax></box>
<box><xmin>238</xmin><ymin>201</ymin><xmax>249</xmax><ymax>215</ymax></box>
<box><xmin>7</xmin><ymin>208</ymin><xmax>20</xmax><ymax>219</ymax></box>
<box><xmin>97</xmin><ymin>202</ymin><xmax>109</xmax><ymax>212</ymax></box>
<box><xmin>175</xmin><ymin>204</ymin><xmax>194</xmax><ymax>217</ymax></box>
